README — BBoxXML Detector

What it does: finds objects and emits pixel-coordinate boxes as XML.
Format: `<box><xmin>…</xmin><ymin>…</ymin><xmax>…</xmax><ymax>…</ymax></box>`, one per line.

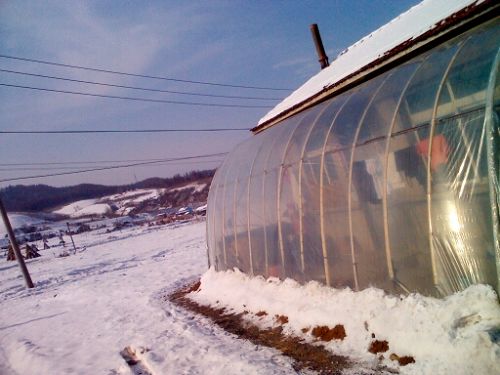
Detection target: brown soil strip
<box><xmin>168</xmin><ymin>281</ymin><xmax>377</xmax><ymax>375</ymax></box>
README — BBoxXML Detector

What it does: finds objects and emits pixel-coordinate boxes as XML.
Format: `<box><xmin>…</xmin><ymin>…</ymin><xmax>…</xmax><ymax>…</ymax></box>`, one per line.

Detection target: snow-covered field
<box><xmin>1</xmin><ymin>221</ymin><xmax>499</xmax><ymax>375</ymax></box>
<box><xmin>0</xmin><ymin>221</ymin><xmax>300</xmax><ymax>375</ymax></box>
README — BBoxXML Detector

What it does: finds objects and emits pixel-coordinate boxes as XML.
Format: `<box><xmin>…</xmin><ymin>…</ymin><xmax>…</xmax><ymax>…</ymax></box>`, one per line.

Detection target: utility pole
<box><xmin>0</xmin><ymin>196</ymin><xmax>34</xmax><ymax>288</ymax></box>
<box><xmin>66</xmin><ymin>222</ymin><xmax>77</xmax><ymax>254</ymax></box>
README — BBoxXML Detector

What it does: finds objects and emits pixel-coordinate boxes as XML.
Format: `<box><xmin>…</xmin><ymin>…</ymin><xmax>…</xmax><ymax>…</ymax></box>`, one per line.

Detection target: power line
<box><xmin>0</xmin><ymin>152</ymin><xmax>227</xmax><ymax>183</ymax></box>
<box><xmin>0</xmin><ymin>159</ymin><xmax>224</xmax><ymax>171</ymax></box>
<box><xmin>0</xmin><ymin>156</ymin><xmax>225</xmax><ymax>166</ymax></box>
<box><xmin>0</xmin><ymin>68</ymin><xmax>282</xmax><ymax>101</ymax></box>
<box><xmin>0</xmin><ymin>54</ymin><xmax>291</xmax><ymax>91</ymax></box>
<box><xmin>0</xmin><ymin>83</ymin><xmax>272</xmax><ymax>109</ymax></box>
<box><xmin>0</xmin><ymin>128</ymin><xmax>251</xmax><ymax>134</ymax></box>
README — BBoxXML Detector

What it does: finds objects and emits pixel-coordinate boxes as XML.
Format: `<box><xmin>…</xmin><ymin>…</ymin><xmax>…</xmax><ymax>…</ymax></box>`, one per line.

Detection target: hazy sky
<box><xmin>0</xmin><ymin>0</ymin><xmax>420</xmax><ymax>188</ymax></box>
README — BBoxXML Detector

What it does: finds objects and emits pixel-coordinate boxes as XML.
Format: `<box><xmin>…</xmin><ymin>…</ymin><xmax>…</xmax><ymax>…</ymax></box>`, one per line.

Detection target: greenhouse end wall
<box><xmin>207</xmin><ymin>18</ymin><xmax>500</xmax><ymax>298</ymax></box>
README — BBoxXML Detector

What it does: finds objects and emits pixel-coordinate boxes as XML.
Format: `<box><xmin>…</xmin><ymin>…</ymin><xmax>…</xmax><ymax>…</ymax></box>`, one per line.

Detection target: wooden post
<box><xmin>67</xmin><ymin>222</ymin><xmax>77</xmax><ymax>254</ymax></box>
<box><xmin>0</xmin><ymin>196</ymin><xmax>34</xmax><ymax>288</ymax></box>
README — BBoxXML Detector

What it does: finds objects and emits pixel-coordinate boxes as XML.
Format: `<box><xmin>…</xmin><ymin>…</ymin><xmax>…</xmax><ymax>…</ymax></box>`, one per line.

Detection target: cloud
<box><xmin>0</xmin><ymin>1</ymin><xmax>217</xmax><ymax>123</ymax></box>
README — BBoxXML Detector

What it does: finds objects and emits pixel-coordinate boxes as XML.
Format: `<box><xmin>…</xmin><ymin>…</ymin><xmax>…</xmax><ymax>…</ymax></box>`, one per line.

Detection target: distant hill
<box><xmin>0</xmin><ymin>169</ymin><xmax>215</xmax><ymax>212</ymax></box>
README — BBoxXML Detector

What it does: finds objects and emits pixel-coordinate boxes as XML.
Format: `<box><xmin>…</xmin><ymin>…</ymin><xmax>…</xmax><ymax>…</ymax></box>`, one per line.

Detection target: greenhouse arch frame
<box><xmin>207</xmin><ymin>15</ymin><xmax>500</xmax><ymax>297</ymax></box>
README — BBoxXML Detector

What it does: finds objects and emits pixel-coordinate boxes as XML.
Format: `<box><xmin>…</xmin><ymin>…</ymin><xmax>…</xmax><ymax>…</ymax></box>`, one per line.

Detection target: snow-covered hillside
<box><xmin>51</xmin><ymin>184</ymin><xmax>208</xmax><ymax>218</ymax></box>
<box><xmin>53</xmin><ymin>189</ymin><xmax>166</xmax><ymax>218</ymax></box>
<box><xmin>1</xmin><ymin>221</ymin><xmax>498</xmax><ymax>374</ymax></box>
<box><xmin>0</xmin><ymin>213</ymin><xmax>51</xmax><ymax>237</ymax></box>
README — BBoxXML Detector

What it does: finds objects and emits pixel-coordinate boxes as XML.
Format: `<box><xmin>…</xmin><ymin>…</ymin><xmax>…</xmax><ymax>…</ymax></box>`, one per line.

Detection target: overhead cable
<box><xmin>0</xmin><ymin>68</ymin><xmax>282</xmax><ymax>101</ymax></box>
<box><xmin>0</xmin><ymin>155</ymin><xmax>228</xmax><ymax>166</ymax></box>
<box><xmin>0</xmin><ymin>54</ymin><xmax>291</xmax><ymax>91</ymax></box>
<box><xmin>0</xmin><ymin>152</ymin><xmax>227</xmax><ymax>183</ymax></box>
<box><xmin>0</xmin><ymin>128</ymin><xmax>251</xmax><ymax>134</ymax></box>
<box><xmin>0</xmin><ymin>83</ymin><xmax>272</xmax><ymax>109</ymax></box>
<box><xmin>0</xmin><ymin>159</ymin><xmax>223</xmax><ymax>171</ymax></box>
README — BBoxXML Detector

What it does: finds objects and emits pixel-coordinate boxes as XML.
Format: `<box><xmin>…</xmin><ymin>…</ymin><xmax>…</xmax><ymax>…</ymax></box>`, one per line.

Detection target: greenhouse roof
<box><xmin>255</xmin><ymin>0</ymin><xmax>494</xmax><ymax>132</ymax></box>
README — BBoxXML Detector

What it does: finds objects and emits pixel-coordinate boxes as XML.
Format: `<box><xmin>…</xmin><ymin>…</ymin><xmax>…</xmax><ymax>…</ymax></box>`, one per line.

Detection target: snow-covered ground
<box><xmin>1</xmin><ymin>221</ymin><xmax>499</xmax><ymax>375</ymax></box>
<box><xmin>0</xmin><ymin>221</ymin><xmax>300</xmax><ymax>375</ymax></box>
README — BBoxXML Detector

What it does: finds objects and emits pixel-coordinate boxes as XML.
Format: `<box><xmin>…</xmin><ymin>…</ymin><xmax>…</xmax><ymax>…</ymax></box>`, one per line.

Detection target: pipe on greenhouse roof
<box><xmin>254</xmin><ymin>0</ymin><xmax>499</xmax><ymax>134</ymax></box>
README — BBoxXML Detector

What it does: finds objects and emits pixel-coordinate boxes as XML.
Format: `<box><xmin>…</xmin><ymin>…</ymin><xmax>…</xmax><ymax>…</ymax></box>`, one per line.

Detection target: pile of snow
<box><xmin>259</xmin><ymin>0</ymin><xmax>480</xmax><ymax>125</ymax></box>
<box><xmin>189</xmin><ymin>268</ymin><xmax>500</xmax><ymax>375</ymax></box>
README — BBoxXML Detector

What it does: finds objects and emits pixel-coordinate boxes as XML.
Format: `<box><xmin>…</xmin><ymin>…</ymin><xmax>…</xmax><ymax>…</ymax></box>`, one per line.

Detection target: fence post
<box><xmin>0</xmin><ymin>197</ymin><xmax>34</xmax><ymax>288</ymax></box>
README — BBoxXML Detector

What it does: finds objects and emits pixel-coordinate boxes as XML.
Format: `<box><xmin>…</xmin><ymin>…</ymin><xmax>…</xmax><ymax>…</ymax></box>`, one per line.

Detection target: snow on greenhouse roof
<box><xmin>256</xmin><ymin>0</ymin><xmax>492</xmax><ymax>131</ymax></box>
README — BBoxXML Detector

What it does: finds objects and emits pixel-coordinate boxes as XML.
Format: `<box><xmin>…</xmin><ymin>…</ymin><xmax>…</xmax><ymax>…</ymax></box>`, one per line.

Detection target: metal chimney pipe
<box><xmin>310</xmin><ymin>24</ymin><xmax>329</xmax><ymax>69</ymax></box>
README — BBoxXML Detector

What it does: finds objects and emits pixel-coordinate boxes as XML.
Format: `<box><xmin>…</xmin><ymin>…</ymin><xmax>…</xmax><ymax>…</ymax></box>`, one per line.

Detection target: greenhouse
<box><xmin>207</xmin><ymin>5</ymin><xmax>500</xmax><ymax>297</ymax></box>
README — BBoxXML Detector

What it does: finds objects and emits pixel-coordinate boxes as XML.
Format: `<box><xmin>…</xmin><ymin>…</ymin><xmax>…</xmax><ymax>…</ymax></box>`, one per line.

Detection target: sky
<box><xmin>0</xmin><ymin>0</ymin><xmax>420</xmax><ymax>188</ymax></box>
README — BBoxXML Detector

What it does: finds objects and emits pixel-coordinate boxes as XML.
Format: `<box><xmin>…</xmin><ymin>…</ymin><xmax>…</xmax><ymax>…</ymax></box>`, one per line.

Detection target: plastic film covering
<box><xmin>207</xmin><ymin>18</ymin><xmax>500</xmax><ymax>297</ymax></box>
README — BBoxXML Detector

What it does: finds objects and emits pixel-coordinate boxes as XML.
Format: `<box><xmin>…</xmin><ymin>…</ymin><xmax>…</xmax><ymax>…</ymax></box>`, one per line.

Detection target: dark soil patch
<box><xmin>390</xmin><ymin>353</ymin><xmax>415</xmax><ymax>366</ymax></box>
<box><xmin>256</xmin><ymin>310</ymin><xmax>268</xmax><ymax>317</ymax></box>
<box><xmin>169</xmin><ymin>281</ymin><xmax>355</xmax><ymax>375</ymax></box>
<box><xmin>369</xmin><ymin>340</ymin><xmax>389</xmax><ymax>354</ymax></box>
<box><xmin>312</xmin><ymin>325</ymin><xmax>346</xmax><ymax>342</ymax></box>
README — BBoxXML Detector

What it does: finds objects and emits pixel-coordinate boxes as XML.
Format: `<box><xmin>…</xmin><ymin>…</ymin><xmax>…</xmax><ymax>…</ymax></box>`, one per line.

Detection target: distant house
<box><xmin>194</xmin><ymin>204</ymin><xmax>207</xmax><ymax>216</ymax></box>
<box><xmin>176</xmin><ymin>207</ymin><xmax>194</xmax><ymax>216</ymax></box>
<box><xmin>206</xmin><ymin>0</ymin><xmax>500</xmax><ymax>298</ymax></box>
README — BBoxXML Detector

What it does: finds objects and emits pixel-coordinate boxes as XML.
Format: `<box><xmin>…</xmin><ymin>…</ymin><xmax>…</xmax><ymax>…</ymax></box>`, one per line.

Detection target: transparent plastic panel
<box><xmin>211</xmin><ymin>160</ymin><xmax>230</xmax><ymax>271</ymax></box>
<box><xmin>233</xmin><ymin>136</ymin><xmax>264</xmax><ymax>274</ymax></box>
<box><xmin>302</xmin><ymin>94</ymin><xmax>350</xmax><ymax>283</ymax></box>
<box><xmin>323</xmin><ymin>76</ymin><xmax>386</xmax><ymax>288</ymax></box>
<box><xmin>209</xmin><ymin>160</ymin><xmax>229</xmax><ymax>269</ymax></box>
<box><xmin>490</xmin><ymin>52</ymin><xmax>500</xmax><ymax>294</ymax></box>
<box><xmin>430</xmin><ymin>23</ymin><xmax>500</xmax><ymax>295</ymax></box>
<box><xmin>248</xmin><ymin>124</ymin><xmax>288</xmax><ymax>277</ymax></box>
<box><xmin>264</xmin><ymin>113</ymin><xmax>306</xmax><ymax>278</ymax></box>
<box><xmin>207</xmin><ymin>18</ymin><xmax>500</xmax><ymax>297</ymax></box>
<box><xmin>387</xmin><ymin>41</ymin><xmax>461</xmax><ymax>295</ymax></box>
<box><xmin>222</xmin><ymin>173</ymin><xmax>238</xmax><ymax>270</ymax></box>
<box><xmin>280</xmin><ymin>104</ymin><xmax>327</xmax><ymax>282</ymax></box>
<box><xmin>222</xmin><ymin>140</ymin><xmax>255</xmax><ymax>271</ymax></box>
<box><xmin>393</xmin><ymin>46</ymin><xmax>460</xmax><ymax>133</ymax></box>
<box><xmin>207</xmin><ymin>179</ymin><xmax>218</xmax><ymax>267</ymax></box>
<box><xmin>352</xmin><ymin>62</ymin><xmax>419</xmax><ymax>290</ymax></box>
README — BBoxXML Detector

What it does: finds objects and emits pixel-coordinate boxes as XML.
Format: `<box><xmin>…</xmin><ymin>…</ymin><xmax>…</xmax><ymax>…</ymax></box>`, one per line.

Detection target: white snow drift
<box><xmin>189</xmin><ymin>269</ymin><xmax>500</xmax><ymax>375</ymax></box>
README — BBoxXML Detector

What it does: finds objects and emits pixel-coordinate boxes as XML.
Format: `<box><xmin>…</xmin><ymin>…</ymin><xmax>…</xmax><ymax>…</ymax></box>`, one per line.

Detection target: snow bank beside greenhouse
<box><xmin>189</xmin><ymin>268</ymin><xmax>500</xmax><ymax>375</ymax></box>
